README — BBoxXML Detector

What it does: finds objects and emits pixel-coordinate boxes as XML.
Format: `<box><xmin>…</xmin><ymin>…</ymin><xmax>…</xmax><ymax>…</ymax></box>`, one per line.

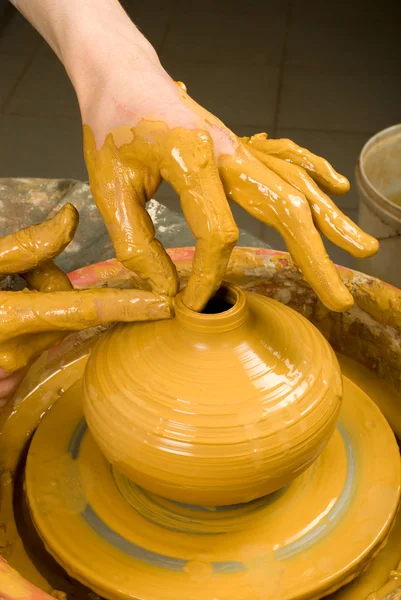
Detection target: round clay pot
<box><xmin>82</xmin><ymin>283</ymin><xmax>342</xmax><ymax>506</ymax></box>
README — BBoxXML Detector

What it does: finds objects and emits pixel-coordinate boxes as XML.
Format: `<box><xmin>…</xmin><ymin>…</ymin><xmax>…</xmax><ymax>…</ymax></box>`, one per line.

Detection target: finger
<box><xmin>0</xmin><ymin>556</ymin><xmax>54</xmax><ymax>600</ymax></box>
<box><xmin>219</xmin><ymin>146</ymin><xmax>353</xmax><ymax>312</ymax></box>
<box><xmin>0</xmin><ymin>367</ymin><xmax>27</xmax><ymax>405</ymax></box>
<box><xmin>160</xmin><ymin>129</ymin><xmax>238</xmax><ymax>311</ymax></box>
<box><xmin>0</xmin><ymin>289</ymin><xmax>174</xmax><ymax>373</ymax></box>
<box><xmin>1</xmin><ymin>331</ymin><xmax>69</xmax><ymax>374</ymax></box>
<box><xmin>0</xmin><ymin>260</ymin><xmax>74</xmax><ymax>393</ymax></box>
<box><xmin>245</xmin><ymin>134</ymin><xmax>350</xmax><ymax>196</ymax></box>
<box><xmin>83</xmin><ymin>125</ymin><xmax>178</xmax><ymax>297</ymax></box>
<box><xmin>0</xmin><ymin>203</ymin><xmax>78</xmax><ymax>276</ymax></box>
<box><xmin>22</xmin><ymin>260</ymin><xmax>73</xmax><ymax>292</ymax></box>
<box><xmin>249</xmin><ymin>149</ymin><xmax>378</xmax><ymax>258</ymax></box>
<box><xmin>0</xmin><ymin>289</ymin><xmax>173</xmax><ymax>337</ymax></box>
<box><xmin>278</xmin><ymin>218</ymin><xmax>354</xmax><ymax>312</ymax></box>
<box><xmin>18</xmin><ymin>262</ymin><xmax>74</xmax><ymax>374</ymax></box>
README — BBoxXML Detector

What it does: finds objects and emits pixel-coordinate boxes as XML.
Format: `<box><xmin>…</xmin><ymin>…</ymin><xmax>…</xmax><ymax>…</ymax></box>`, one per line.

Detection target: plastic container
<box><xmin>356</xmin><ymin>124</ymin><xmax>401</xmax><ymax>286</ymax></box>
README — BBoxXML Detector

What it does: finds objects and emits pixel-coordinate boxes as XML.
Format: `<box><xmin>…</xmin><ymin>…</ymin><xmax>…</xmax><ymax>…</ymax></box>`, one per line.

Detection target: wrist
<box><xmin>50</xmin><ymin>1</ymin><xmax>161</xmax><ymax>104</ymax></box>
<box><xmin>66</xmin><ymin>27</ymin><xmax>160</xmax><ymax>101</ymax></box>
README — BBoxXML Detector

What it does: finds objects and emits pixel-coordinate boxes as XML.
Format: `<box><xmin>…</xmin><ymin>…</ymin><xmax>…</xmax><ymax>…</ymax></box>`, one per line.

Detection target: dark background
<box><xmin>0</xmin><ymin>0</ymin><xmax>400</xmax><ymax>265</ymax></box>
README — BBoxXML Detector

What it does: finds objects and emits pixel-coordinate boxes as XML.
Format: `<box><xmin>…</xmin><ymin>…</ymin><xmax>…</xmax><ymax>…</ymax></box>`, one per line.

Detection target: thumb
<box><xmin>0</xmin><ymin>203</ymin><xmax>78</xmax><ymax>277</ymax></box>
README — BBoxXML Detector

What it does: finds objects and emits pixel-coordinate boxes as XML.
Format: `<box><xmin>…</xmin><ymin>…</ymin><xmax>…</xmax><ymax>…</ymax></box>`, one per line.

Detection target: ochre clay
<box><xmin>25</xmin><ymin>357</ymin><xmax>400</xmax><ymax>600</ymax></box>
<box><xmin>245</xmin><ymin>133</ymin><xmax>350</xmax><ymax>195</ymax></box>
<box><xmin>0</xmin><ymin>203</ymin><xmax>78</xmax><ymax>276</ymax></box>
<box><xmin>0</xmin><ymin>348</ymin><xmax>398</xmax><ymax>600</ymax></box>
<box><xmin>23</xmin><ymin>260</ymin><xmax>74</xmax><ymax>293</ymax></box>
<box><xmin>83</xmin><ymin>284</ymin><xmax>342</xmax><ymax>506</ymax></box>
<box><xmin>0</xmin><ymin>205</ymin><xmax>173</xmax><ymax>375</ymax></box>
<box><xmin>83</xmin><ymin>118</ymin><xmax>378</xmax><ymax>313</ymax></box>
<box><xmin>246</xmin><ymin>143</ymin><xmax>375</xmax><ymax>259</ymax></box>
<box><xmin>1</xmin><ymin>244</ymin><xmax>401</xmax><ymax>599</ymax></box>
<box><xmin>0</xmin><ymin>287</ymin><xmax>173</xmax><ymax>373</ymax></box>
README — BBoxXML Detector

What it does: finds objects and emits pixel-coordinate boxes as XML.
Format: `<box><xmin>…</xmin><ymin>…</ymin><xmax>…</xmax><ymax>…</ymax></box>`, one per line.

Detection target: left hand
<box><xmin>0</xmin><ymin>204</ymin><xmax>173</xmax><ymax>405</ymax></box>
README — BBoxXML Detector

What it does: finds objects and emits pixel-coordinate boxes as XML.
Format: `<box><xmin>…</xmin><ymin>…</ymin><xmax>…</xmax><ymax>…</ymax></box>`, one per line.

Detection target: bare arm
<box><xmin>9</xmin><ymin>0</ymin><xmax>159</xmax><ymax>92</ymax></box>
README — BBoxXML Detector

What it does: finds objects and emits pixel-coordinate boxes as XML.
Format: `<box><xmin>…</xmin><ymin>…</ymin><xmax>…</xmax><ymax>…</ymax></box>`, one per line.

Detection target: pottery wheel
<box><xmin>25</xmin><ymin>376</ymin><xmax>400</xmax><ymax>600</ymax></box>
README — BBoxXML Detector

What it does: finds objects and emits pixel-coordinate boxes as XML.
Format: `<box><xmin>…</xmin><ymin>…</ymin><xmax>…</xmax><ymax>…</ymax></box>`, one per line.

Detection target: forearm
<box><xmin>10</xmin><ymin>0</ymin><xmax>160</xmax><ymax>94</ymax></box>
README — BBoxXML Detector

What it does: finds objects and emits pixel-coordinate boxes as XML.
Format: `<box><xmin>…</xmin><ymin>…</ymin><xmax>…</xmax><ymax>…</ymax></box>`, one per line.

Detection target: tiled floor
<box><xmin>0</xmin><ymin>0</ymin><xmax>400</xmax><ymax>268</ymax></box>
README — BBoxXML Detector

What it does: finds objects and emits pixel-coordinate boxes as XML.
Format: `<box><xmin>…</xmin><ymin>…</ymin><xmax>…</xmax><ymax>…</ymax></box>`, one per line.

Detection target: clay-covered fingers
<box><xmin>160</xmin><ymin>129</ymin><xmax>238</xmax><ymax>311</ymax></box>
<box><xmin>0</xmin><ymin>262</ymin><xmax>77</xmax><ymax>395</ymax></box>
<box><xmin>0</xmin><ymin>224</ymin><xmax>77</xmax><ymax>402</ymax></box>
<box><xmin>0</xmin><ymin>288</ymin><xmax>173</xmax><ymax>373</ymax></box>
<box><xmin>0</xmin><ymin>203</ymin><xmax>78</xmax><ymax>277</ymax></box>
<box><xmin>277</xmin><ymin>215</ymin><xmax>353</xmax><ymax>312</ymax></box>
<box><xmin>23</xmin><ymin>260</ymin><xmax>73</xmax><ymax>292</ymax></box>
<box><xmin>249</xmin><ymin>149</ymin><xmax>378</xmax><ymax>258</ymax></box>
<box><xmin>219</xmin><ymin>147</ymin><xmax>353</xmax><ymax>312</ymax></box>
<box><xmin>245</xmin><ymin>133</ymin><xmax>350</xmax><ymax>196</ymax></box>
<box><xmin>83</xmin><ymin>125</ymin><xmax>178</xmax><ymax>297</ymax></box>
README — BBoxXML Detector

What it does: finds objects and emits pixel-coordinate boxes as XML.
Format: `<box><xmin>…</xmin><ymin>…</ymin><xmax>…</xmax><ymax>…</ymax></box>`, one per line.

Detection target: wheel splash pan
<box><xmin>1</xmin><ymin>247</ymin><xmax>401</xmax><ymax>600</ymax></box>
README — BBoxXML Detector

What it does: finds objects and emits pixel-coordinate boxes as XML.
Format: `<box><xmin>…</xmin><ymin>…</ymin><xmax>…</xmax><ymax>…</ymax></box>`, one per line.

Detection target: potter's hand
<box><xmin>12</xmin><ymin>0</ymin><xmax>378</xmax><ymax>313</ymax></box>
<box><xmin>0</xmin><ymin>204</ymin><xmax>173</xmax><ymax>404</ymax></box>
<box><xmin>81</xmin><ymin>70</ymin><xmax>378</xmax><ymax>313</ymax></box>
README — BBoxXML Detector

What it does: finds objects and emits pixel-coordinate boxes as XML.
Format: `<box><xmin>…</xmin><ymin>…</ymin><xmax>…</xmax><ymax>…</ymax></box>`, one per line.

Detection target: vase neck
<box><xmin>174</xmin><ymin>284</ymin><xmax>248</xmax><ymax>333</ymax></box>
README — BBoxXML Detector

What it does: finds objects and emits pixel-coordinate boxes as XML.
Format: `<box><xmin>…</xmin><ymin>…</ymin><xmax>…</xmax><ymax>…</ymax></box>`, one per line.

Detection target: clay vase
<box><xmin>82</xmin><ymin>284</ymin><xmax>342</xmax><ymax>506</ymax></box>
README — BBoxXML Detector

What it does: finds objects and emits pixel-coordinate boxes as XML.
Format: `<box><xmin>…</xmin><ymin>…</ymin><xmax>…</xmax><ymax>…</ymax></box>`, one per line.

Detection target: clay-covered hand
<box><xmin>81</xmin><ymin>66</ymin><xmax>378</xmax><ymax>314</ymax></box>
<box><xmin>0</xmin><ymin>556</ymin><xmax>54</xmax><ymax>600</ymax></box>
<box><xmin>0</xmin><ymin>204</ymin><xmax>173</xmax><ymax>404</ymax></box>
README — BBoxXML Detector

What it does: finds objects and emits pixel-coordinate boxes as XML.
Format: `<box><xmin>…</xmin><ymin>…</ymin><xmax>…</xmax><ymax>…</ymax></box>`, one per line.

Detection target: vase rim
<box><xmin>174</xmin><ymin>283</ymin><xmax>248</xmax><ymax>332</ymax></box>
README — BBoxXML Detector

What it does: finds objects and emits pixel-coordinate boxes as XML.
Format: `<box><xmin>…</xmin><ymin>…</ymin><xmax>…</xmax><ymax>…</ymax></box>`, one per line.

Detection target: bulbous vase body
<box><xmin>83</xmin><ymin>285</ymin><xmax>342</xmax><ymax>506</ymax></box>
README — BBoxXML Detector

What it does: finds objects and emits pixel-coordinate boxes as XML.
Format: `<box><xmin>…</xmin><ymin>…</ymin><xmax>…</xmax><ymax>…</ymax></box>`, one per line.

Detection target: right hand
<box><xmin>78</xmin><ymin>49</ymin><xmax>377</xmax><ymax>314</ymax></box>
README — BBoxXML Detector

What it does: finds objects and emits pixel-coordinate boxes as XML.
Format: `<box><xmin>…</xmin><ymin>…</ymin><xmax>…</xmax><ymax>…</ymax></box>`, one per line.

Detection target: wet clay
<box><xmin>0</xmin><ymin>331</ymin><xmax>399</xmax><ymax>600</ymax></box>
<box><xmin>0</xmin><ymin>203</ymin><xmax>78</xmax><ymax>276</ymax></box>
<box><xmin>244</xmin><ymin>136</ymin><xmax>375</xmax><ymax>259</ymax></box>
<box><xmin>83</xmin><ymin>284</ymin><xmax>342</xmax><ymax>506</ymax></box>
<box><xmin>25</xmin><ymin>357</ymin><xmax>400</xmax><ymax>600</ymax></box>
<box><xmin>83</xmin><ymin>120</ymin><xmax>378</xmax><ymax>313</ymax></box>
<box><xmin>0</xmin><ymin>204</ymin><xmax>173</xmax><ymax>375</ymax></box>
<box><xmin>0</xmin><ymin>350</ymin><xmax>395</xmax><ymax>600</ymax></box>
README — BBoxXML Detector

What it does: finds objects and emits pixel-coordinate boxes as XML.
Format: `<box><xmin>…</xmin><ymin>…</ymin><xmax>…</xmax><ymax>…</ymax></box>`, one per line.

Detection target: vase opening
<box><xmin>201</xmin><ymin>285</ymin><xmax>239</xmax><ymax>315</ymax></box>
<box><xmin>175</xmin><ymin>284</ymin><xmax>248</xmax><ymax>332</ymax></box>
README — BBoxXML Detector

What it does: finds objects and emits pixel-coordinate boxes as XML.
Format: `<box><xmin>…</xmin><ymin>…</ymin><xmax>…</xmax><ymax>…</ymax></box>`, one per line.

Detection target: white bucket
<box><xmin>355</xmin><ymin>124</ymin><xmax>401</xmax><ymax>287</ymax></box>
